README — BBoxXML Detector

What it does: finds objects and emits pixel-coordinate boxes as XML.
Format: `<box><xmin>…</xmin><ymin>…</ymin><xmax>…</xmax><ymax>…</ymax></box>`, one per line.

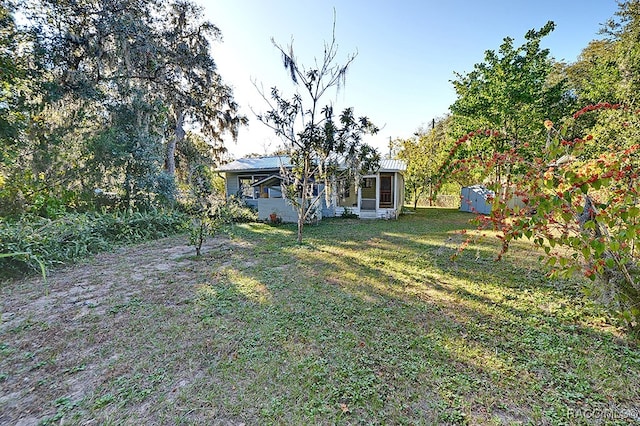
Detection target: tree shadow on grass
<box><xmin>200</xmin><ymin>214</ymin><xmax>640</xmax><ymax>424</ymax></box>
<box><xmin>3</xmin><ymin>211</ymin><xmax>639</xmax><ymax>425</ymax></box>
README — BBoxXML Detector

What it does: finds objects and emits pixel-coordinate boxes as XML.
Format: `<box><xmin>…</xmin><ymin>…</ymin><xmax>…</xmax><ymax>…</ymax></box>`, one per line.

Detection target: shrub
<box><xmin>0</xmin><ymin>210</ymin><xmax>188</xmax><ymax>278</ymax></box>
<box><xmin>341</xmin><ymin>207</ymin><xmax>358</xmax><ymax>219</ymax></box>
<box><xmin>225</xmin><ymin>196</ymin><xmax>258</xmax><ymax>223</ymax></box>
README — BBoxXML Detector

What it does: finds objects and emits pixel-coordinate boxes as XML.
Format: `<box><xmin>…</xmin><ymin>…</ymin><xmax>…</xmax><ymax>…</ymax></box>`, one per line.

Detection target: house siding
<box><xmin>224</xmin><ymin>172</ymin><xmax>240</xmax><ymax>197</ymax></box>
<box><xmin>258</xmin><ymin>199</ymin><xmax>298</xmax><ymax>222</ymax></box>
<box><xmin>321</xmin><ymin>197</ymin><xmax>336</xmax><ymax>218</ymax></box>
<box><xmin>258</xmin><ymin>198</ymin><xmax>323</xmax><ymax>223</ymax></box>
<box><xmin>396</xmin><ymin>173</ymin><xmax>405</xmax><ymax>215</ymax></box>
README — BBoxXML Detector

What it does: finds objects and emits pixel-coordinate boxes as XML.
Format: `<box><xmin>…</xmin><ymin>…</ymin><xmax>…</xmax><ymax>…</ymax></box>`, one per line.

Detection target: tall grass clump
<box><xmin>0</xmin><ymin>209</ymin><xmax>189</xmax><ymax>278</ymax></box>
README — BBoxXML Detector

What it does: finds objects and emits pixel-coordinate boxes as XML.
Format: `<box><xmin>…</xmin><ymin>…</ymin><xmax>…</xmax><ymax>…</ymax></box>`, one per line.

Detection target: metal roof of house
<box><xmin>379</xmin><ymin>159</ymin><xmax>406</xmax><ymax>172</ymax></box>
<box><xmin>216</xmin><ymin>156</ymin><xmax>292</xmax><ymax>172</ymax></box>
<box><xmin>216</xmin><ymin>155</ymin><xmax>406</xmax><ymax>173</ymax></box>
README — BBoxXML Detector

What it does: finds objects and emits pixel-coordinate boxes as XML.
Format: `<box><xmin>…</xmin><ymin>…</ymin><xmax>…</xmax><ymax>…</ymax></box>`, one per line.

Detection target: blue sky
<box><xmin>202</xmin><ymin>0</ymin><xmax>620</xmax><ymax>158</ymax></box>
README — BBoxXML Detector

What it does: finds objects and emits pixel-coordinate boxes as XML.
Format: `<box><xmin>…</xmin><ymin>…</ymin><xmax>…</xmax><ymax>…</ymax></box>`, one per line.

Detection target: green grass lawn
<box><xmin>1</xmin><ymin>208</ymin><xmax>639</xmax><ymax>425</ymax></box>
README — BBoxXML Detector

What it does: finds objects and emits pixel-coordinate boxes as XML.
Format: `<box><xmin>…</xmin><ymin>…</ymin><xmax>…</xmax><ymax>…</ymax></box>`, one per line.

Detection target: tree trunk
<box><xmin>166</xmin><ymin>108</ymin><xmax>185</xmax><ymax>175</ymax></box>
<box><xmin>297</xmin><ymin>162</ymin><xmax>308</xmax><ymax>244</ymax></box>
<box><xmin>297</xmin><ymin>193</ymin><xmax>305</xmax><ymax>244</ymax></box>
<box><xmin>297</xmin><ymin>213</ymin><xmax>304</xmax><ymax>244</ymax></box>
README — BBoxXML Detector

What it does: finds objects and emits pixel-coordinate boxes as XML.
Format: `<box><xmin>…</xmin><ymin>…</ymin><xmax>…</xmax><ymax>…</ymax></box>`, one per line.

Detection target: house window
<box><xmin>239</xmin><ymin>176</ymin><xmax>253</xmax><ymax>198</ymax></box>
<box><xmin>269</xmin><ymin>186</ymin><xmax>282</xmax><ymax>198</ymax></box>
<box><xmin>341</xmin><ymin>183</ymin><xmax>350</xmax><ymax>199</ymax></box>
<box><xmin>361</xmin><ymin>177</ymin><xmax>376</xmax><ymax>200</ymax></box>
<box><xmin>338</xmin><ymin>179</ymin><xmax>357</xmax><ymax>207</ymax></box>
<box><xmin>238</xmin><ymin>175</ymin><xmax>267</xmax><ymax>199</ymax></box>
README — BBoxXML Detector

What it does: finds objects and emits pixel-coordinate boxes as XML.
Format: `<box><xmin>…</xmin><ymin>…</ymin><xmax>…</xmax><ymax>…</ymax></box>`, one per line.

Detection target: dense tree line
<box><xmin>0</xmin><ymin>0</ymin><xmax>245</xmax><ymax>217</ymax></box>
<box><xmin>398</xmin><ymin>1</ymin><xmax>640</xmax><ymax>203</ymax></box>
<box><xmin>398</xmin><ymin>21</ymin><xmax>577</xmax><ymax>198</ymax></box>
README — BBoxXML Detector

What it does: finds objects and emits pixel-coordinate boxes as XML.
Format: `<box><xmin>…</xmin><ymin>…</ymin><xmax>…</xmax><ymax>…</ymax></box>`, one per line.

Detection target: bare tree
<box><xmin>256</xmin><ymin>19</ymin><xmax>379</xmax><ymax>243</ymax></box>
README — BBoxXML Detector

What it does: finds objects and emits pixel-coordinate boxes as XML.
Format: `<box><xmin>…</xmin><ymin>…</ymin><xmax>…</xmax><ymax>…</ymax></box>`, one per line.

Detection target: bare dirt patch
<box><xmin>0</xmin><ymin>235</ymin><xmax>232</xmax><ymax>425</ymax></box>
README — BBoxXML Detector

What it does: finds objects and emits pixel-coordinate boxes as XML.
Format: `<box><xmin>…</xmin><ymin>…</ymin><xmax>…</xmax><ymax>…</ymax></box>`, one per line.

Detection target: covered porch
<box><xmin>335</xmin><ymin>171</ymin><xmax>404</xmax><ymax>219</ymax></box>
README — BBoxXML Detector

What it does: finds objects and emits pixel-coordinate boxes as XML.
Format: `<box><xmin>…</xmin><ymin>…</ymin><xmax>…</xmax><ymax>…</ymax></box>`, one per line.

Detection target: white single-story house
<box><xmin>216</xmin><ymin>155</ymin><xmax>406</xmax><ymax>221</ymax></box>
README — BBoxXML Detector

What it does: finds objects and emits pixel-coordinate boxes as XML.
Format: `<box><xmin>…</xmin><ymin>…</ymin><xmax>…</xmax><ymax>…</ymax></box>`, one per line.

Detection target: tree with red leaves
<box><xmin>444</xmin><ymin>104</ymin><xmax>640</xmax><ymax>333</ymax></box>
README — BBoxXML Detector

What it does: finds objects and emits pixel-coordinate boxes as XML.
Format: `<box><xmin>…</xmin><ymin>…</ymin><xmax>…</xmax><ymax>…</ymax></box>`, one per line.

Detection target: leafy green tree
<box><xmin>441</xmin><ymin>1</ymin><xmax>640</xmax><ymax>332</ymax></box>
<box><xmin>0</xmin><ymin>2</ymin><xmax>26</xmax><ymax>164</ymax></box>
<box><xmin>564</xmin><ymin>1</ymin><xmax>640</xmax><ymax>161</ymax></box>
<box><xmin>175</xmin><ymin>132</ymin><xmax>220</xmax><ymax>187</ymax></box>
<box><xmin>395</xmin><ymin>136</ymin><xmax>426</xmax><ymax>209</ymax></box>
<box><xmin>450</xmin><ymin>21</ymin><xmax>574</xmax><ymax>185</ymax></box>
<box><xmin>396</xmin><ymin>117</ymin><xmax>454</xmax><ymax>209</ymax></box>
<box><xmin>187</xmin><ymin>163</ymin><xmax>226</xmax><ymax>256</ymax></box>
<box><xmin>88</xmin><ymin>93</ymin><xmax>173</xmax><ymax>210</ymax></box>
<box><xmin>155</xmin><ymin>0</ymin><xmax>247</xmax><ymax>177</ymax></box>
<box><xmin>257</xmin><ymin>23</ymin><xmax>379</xmax><ymax>244</ymax></box>
<box><xmin>2</xmin><ymin>0</ymin><xmax>244</xmax><ymax>214</ymax></box>
<box><xmin>460</xmin><ymin>105</ymin><xmax>640</xmax><ymax>333</ymax></box>
<box><xmin>603</xmin><ymin>0</ymin><xmax>640</xmax><ymax>104</ymax></box>
<box><xmin>566</xmin><ymin>40</ymin><xmax>620</xmax><ymax>106</ymax></box>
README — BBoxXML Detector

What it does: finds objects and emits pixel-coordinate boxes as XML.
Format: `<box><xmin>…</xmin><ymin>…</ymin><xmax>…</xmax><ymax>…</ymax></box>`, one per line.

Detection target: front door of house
<box><xmin>380</xmin><ymin>175</ymin><xmax>392</xmax><ymax>208</ymax></box>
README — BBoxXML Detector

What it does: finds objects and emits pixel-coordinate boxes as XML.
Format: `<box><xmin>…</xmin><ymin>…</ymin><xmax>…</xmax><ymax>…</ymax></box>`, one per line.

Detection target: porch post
<box><xmin>375</xmin><ymin>174</ymin><xmax>380</xmax><ymax>213</ymax></box>
<box><xmin>394</xmin><ymin>173</ymin><xmax>398</xmax><ymax>210</ymax></box>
